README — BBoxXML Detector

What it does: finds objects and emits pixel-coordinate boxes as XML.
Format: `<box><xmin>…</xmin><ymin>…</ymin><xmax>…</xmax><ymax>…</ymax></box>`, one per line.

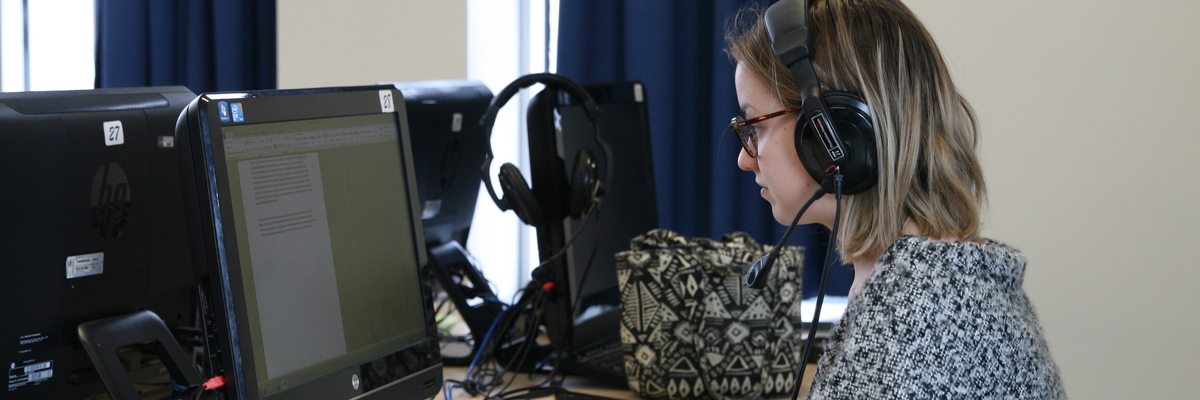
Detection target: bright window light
<box><xmin>0</xmin><ymin>0</ymin><xmax>94</xmax><ymax>92</ymax></box>
<box><xmin>466</xmin><ymin>0</ymin><xmax>558</xmax><ymax>303</ymax></box>
<box><xmin>27</xmin><ymin>0</ymin><xmax>93</xmax><ymax>91</ymax></box>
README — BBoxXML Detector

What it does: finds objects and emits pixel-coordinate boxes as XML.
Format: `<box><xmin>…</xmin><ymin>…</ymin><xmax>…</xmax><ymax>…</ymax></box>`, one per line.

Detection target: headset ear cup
<box><xmin>498</xmin><ymin>163</ymin><xmax>544</xmax><ymax>226</ymax></box>
<box><xmin>567</xmin><ymin>149</ymin><xmax>600</xmax><ymax>219</ymax></box>
<box><xmin>794</xmin><ymin>92</ymin><xmax>878</xmax><ymax>195</ymax></box>
<box><xmin>793</xmin><ymin>113</ymin><xmax>826</xmax><ymax>186</ymax></box>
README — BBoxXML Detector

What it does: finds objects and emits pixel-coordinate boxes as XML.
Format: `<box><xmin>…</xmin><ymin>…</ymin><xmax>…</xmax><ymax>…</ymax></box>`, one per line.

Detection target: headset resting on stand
<box><xmin>479</xmin><ymin>73</ymin><xmax>613</xmax><ymax>228</ymax></box>
<box><xmin>450</xmin><ymin>73</ymin><xmax>615</xmax><ymax>399</ymax></box>
<box><xmin>742</xmin><ymin>1</ymin><xmax>879</xmax><ymax>399</ymax></box>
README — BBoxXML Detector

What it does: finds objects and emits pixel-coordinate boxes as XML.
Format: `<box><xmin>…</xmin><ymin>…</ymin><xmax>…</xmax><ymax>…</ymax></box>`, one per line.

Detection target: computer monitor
<box><xmin>526</xmin><ymin>81</ymin><xmax>657</xmax><ymax>380</ymax></box>
<box><xmin>387</xmin><ymin>80</ymin><xmax>492</xmax><ymax>249</ymax></box>
<box><xmin>176</xmin><ymin>86</ymin><xmax>441</xmax><ymax>400</ymax></box>
<box><xmin>385</xmin><ymin>80</ymin><xmax>503</xmax><ymax>364</ymax></box>
<box><xmin>0</xmin><ymin>86</ymin><xmax>199</xmax><ymax>399</ymax></box>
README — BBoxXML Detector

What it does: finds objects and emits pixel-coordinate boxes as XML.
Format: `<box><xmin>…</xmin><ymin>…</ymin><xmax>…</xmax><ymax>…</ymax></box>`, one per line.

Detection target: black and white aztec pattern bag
<box><xmin>615</xmin><ymin>229</ymin><xmax>805</xmax><ymax>400</ymax></box>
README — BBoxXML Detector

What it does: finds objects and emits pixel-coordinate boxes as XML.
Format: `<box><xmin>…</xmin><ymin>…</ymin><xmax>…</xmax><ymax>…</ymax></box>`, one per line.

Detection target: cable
<box><xmin>461</xmin><ymin>287</ymin><xmax>542</xmax><ymax>398</ymax></box>
<box><xmin>533</xmin><ymin>206</ymin><xmax>596</xmax><ymax>271</ymax></box>
<box><xmin>791</xmin><ymin>168</ymin><xmax>843</xmax><ymax>400</ymax></box>
<box><xmin>745</xmin><ymin>187</ymin><xmax>827</xmax><ymax>289</ymax></box>
<box><xmin>463</xmin><ymin>280</ymin><xmax>548</xmax><ymax>398</ymax></box>
<box><xmin>465</xmin><ymin>303</ymin><xmax>513</xmax><ymax>390</ymax></box>
<box><xmin>442</xmin><ymin>379</ymin><xmax>465</xmax><ymax>400</ymax></box>
<box><xmin>460</xmin><ymin>199</ymin><xmax>607</xmax><ymax>398</ymax></box>
<box><xmin>487</xmin><ymin>290</ymin><xmax>549</xmax><ymax>399</ymax></box>
<box><xmin>570</xmin><ymin>207</ymin><xmax>605</xmax><ymax>316</ymax></box>
<box><xmin>518</xmin><ymin>208</ymin><xmax>605</xmax><ymax>393</ymax></box>
<box><xmin>434</xmin><ymin>297</ymin><xmax>450</xmax><ymax>318</ymax></box>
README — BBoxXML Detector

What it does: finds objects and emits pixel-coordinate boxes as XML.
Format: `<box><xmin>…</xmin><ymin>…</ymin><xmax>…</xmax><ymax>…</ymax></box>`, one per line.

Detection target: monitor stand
<box><xmin>77</xmin><ymin>310</ymin><xmax>204</xmax><ymax>400</ymax></box>
<box><xmin>427</xmin><ymin>241</ymin><xmax>505</xmax><ymax>365</ymax></box>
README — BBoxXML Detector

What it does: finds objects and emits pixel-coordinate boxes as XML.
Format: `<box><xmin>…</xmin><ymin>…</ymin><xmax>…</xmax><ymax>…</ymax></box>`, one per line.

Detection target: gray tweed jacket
<box><xmin>806</xmin><ymin>236</ymin><xmax>1066</xmax><ymax>399</ymax></box>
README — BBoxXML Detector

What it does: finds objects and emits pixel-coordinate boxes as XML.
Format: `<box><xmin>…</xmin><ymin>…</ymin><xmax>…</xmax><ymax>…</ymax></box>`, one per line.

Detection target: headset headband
<box><xmin>765</xmin><ymin>0</ymin><xmax>847</xmax><ymax>164</ymax></box>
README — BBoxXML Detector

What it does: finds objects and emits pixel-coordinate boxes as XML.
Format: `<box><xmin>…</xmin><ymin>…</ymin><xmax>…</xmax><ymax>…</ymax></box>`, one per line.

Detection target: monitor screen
<box><xmin>178</xmin><ymin>86</ymin><xmax>440</xmax><ymax>400</ymax></box>
<box><xmin>0</xmin><ymin>86</ymin><xmax>198</xmax><ymax>400</ymax></box>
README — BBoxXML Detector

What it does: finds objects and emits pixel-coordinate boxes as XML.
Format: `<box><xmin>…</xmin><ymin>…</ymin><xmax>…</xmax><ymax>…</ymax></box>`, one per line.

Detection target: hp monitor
<box><xmin>176</xmin><ymin>86</ymin><xmax>441</xmax><ymax>400</ymax></box>
<box><xmin>387</xmin><ymin>80</ymin><xmax>492</xmax><ymax>249</ymax></box>
<box><xmin>0</xmin><ymin>86</ymin><xmax>199</xmax><ymax>399</ymax></box>
<box><xmin>386</xmin><ymin>80</ymin><xmax>503</xmax><ymax>364</ymax></box>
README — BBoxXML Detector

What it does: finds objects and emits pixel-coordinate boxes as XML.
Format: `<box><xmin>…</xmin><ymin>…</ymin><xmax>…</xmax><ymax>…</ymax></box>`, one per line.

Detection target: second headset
<box><xmin>479</xmin><ymin>73</ymin><xmax>613</xmax><ymax>227</ymax></box>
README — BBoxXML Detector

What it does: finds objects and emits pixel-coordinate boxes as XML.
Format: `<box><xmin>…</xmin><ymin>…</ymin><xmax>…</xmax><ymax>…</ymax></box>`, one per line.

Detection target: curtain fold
<box><xmin>558</xmin><ymin>0</ymin><xmax>852</xmax><ymax>298</ymax></box>
<box><xmin>95</xmin><ymin>0</ymin><xmax>276</xmax><ymax>94</ymax></box>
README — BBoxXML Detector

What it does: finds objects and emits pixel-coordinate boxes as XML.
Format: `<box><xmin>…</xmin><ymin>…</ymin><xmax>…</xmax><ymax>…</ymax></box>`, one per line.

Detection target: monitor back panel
<box><xmin>530</xmin><ymin>81</ymin><xmax>659</xmax><ymax>349</ymax></box>
<box><xmin>0</xmin><ymin>86</ymin><xmax>198</xmax><ymax>400</ymax></box>
<box><xmin>389</xmin><ymin>80</ymin><xmax>493</xmax><ymax>248</ymax></box>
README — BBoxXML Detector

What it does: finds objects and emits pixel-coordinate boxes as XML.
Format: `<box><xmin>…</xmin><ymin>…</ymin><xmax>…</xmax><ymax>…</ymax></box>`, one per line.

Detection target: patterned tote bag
<box><xmin>615</xmin><ymin>229</ymin><xmax>805</xmax><ymax>400</ymax></box>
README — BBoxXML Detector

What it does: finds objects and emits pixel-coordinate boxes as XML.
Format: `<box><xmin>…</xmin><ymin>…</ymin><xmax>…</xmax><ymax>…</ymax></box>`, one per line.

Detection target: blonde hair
<box><xmin>725</xmin><ymin>0</ymin><xmax>985</xmax><ymax>263</ymax></box>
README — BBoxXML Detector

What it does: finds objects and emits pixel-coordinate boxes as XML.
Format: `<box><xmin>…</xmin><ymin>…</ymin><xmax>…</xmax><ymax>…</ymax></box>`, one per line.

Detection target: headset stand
<box><xmin>77</xmin><ymin>310</ymin><xmax>203</xmax><ymax>400</ymax></box>
<box><xmin>427</xmin><ymin>241</ymin><xmax>506</xmax><ymax>364</ymax></box>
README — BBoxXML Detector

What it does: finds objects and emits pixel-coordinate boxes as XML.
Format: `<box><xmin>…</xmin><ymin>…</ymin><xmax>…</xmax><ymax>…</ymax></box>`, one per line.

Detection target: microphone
<box><xmin>744</xmin><ymin>186</ymin><xmax>827</xmax><ymax>289</ymax></box>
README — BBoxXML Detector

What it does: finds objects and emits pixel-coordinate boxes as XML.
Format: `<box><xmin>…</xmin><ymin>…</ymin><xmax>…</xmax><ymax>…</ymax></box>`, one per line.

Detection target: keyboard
<box><xmin>572</xmin><ymin>339</ymin><xmax>624</xmax><ymax>374</ymax></box>
<box><xmin>558</xmin><ymin>337</ymin><xmax>627</xmax><ymax>387</ymax></box>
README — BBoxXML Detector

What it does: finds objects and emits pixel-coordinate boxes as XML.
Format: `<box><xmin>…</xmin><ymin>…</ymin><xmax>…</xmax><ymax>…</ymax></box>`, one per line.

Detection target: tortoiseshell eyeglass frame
<box><xmin>729</xmin><ymin>106</ymin><xmax>803</xmax><ymax>158</ymax></box>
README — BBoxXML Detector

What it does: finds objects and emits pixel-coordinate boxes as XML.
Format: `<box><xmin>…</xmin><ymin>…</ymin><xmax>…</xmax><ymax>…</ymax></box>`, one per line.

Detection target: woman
<box><xmin>725</xmin><ymin>0</ymin><xmax>1065</xmax><ymax>398</ymax></box>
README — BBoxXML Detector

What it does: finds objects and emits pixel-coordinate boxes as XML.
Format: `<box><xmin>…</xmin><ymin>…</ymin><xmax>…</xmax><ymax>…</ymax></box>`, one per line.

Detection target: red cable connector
<box><xmin>202</xmin><ymin>375</ymin><xmax>227</xmax><ymax>390</ymax></box>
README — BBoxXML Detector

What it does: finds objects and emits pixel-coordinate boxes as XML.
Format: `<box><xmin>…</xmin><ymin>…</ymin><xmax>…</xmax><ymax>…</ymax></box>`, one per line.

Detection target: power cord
<box><xmin>449</xmin><ymin>186</ymin><xmax>608</xmax><ymax>400</ymax></box>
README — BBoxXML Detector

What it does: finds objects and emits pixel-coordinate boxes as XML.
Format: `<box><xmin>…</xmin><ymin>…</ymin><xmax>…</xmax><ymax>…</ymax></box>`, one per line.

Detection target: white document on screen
<box><xmin>238</xmin><ymin>153</ymin><xmax>347</xmax><ymax>379</ymax></box>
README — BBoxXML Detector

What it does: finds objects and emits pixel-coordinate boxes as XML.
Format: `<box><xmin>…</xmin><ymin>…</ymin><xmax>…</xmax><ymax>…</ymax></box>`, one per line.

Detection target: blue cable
<box><xmin>445</xmin><ymin>382</ymin><xmax>461</xmax><ymax>400</ymax></box>
<box><xmin>465</xmin><ymin>302</ymin><xmax>510</xmax><ymax>382</ymax></box>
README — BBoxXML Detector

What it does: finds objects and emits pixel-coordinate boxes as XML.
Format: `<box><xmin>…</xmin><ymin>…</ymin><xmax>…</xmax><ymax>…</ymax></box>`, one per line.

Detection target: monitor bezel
<box><xmin>183</xmin><ymin>86</ymin><xmax>439</xmax><ymax>400</ymax></box>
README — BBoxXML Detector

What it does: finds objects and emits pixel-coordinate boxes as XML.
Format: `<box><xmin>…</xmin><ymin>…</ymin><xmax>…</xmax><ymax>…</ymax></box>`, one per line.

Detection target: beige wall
<box><xmin>905</xmin><ymin>1</ymin><xmax>1200</xmax><ymax>398</ymax></box>
<box><xmin>277</xmin><ymin>1</ymin><xmax>467</xmax><ymax>89</ymax></box>
<box><xmin>278</xmin><ymin>1</ymin><xmax>1200</xmax><ymax>398</ymax></box>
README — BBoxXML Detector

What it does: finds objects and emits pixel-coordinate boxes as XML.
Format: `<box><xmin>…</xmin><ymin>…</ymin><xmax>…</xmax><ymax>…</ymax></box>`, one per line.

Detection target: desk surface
<box><xmin>435</xmin><ymin>365</ymin><xmax>817</xmax><ymax>400</ymax></box>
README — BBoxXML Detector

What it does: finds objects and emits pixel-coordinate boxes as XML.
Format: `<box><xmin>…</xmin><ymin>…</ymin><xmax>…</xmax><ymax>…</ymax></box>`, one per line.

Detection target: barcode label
<box><xmin>66</xmin><ymin>252</ymin><xmax>105</xmax><ymax>279</ymax></box>
<box><xmin>9</xmin><ymin>360</ymin><xmax>53</xmax><ymax>389</ymax></box>
<box><xmin>24</xmin><ymin>362</ymin><xmax>50</xmax><ymax>374</ymax></box>
<box><xmin>26</xmin><ymin>370</ymin><xmax>52</xmax><ymax>382</ymax></box>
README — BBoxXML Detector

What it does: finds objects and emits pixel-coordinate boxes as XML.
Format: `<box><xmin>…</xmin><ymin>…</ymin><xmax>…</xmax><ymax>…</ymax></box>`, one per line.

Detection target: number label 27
<box><xmin>103</xmin><ymin>120</ymin><xmax>124</xmax><ymax>146</ymax></box>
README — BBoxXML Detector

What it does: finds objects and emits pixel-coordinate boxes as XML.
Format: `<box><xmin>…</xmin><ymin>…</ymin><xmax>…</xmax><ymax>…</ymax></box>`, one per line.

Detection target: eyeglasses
<box><xmin>729</xmin><ymin>106</ymin><xmax>802</xmax><ymax>158</ymax></box>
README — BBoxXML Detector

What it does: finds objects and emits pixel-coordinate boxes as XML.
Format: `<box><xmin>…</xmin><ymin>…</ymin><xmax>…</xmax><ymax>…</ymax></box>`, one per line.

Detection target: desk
<box><xmin>435</xmin><ymin>365</ymin><xmax>817</xmax><ymax>400</ymax></box>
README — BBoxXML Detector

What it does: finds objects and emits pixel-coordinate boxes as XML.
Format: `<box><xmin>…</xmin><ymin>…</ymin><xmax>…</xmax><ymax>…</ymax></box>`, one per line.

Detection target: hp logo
<box><xmin>89</xmin><ymin>162</ymin><xmax>131</xmax><ymax>238</ymax></box>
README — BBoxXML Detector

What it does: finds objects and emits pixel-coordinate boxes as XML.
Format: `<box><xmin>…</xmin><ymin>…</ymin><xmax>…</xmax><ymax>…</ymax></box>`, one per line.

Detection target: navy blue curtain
<box><xmin>557</xmin><ymin>0</ymin><xmax>852</xmax><ymax>298</ymax></box>
<box><xmin>95</xmin><ymin>0</ymin><xmax>276</xmax><ymax>94</ymax></box>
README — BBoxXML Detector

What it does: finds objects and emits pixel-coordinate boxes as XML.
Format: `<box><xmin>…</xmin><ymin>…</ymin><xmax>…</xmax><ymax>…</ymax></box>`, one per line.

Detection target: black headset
<box><xmin>750</xmin><ymin>3</ymin><xmax>882</xmax><ymax>399</ymax></box>
<box><xmin>478</xmin><ymin>73</ymin><xmax>610</xmax><ymax>227</ymax></box>
<box><xmin>766</xmin><ymin>0</ymin><xmax>877</xmax><ymax>195</ymax></box>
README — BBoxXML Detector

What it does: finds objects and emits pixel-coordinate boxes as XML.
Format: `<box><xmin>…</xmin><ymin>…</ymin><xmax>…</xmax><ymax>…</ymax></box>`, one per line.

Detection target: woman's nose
<box><xmin>737</xmin><ymin>145</ymin><xmax>757</xmax><ymax>171</ymax></box>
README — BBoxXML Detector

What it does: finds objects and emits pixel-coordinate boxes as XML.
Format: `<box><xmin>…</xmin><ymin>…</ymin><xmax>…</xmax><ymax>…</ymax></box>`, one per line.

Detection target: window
<box><xmin>0</xmin><ymin>0</ymin><xmax>94</xmax><ymax>92</ymax></box>
<box><xmin>466</xmin><ymin>0</ymin><xmax>558</xmax><ymax>303</ymax></box>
